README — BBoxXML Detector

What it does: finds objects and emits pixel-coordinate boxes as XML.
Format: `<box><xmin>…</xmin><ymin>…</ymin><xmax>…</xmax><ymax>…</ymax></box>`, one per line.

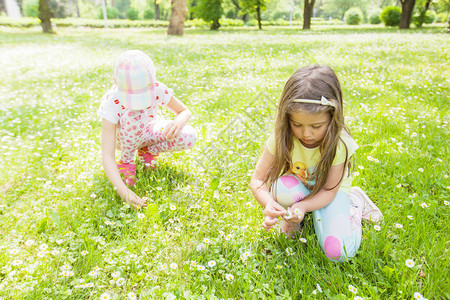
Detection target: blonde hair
<box><xmin>266</xmin><ymin>65</ymin><xmax>353</xmax><ymax>198</ymax></box>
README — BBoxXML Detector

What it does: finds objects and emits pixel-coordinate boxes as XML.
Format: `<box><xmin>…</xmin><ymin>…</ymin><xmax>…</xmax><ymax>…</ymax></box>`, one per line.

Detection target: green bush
<box><xmin>143</xmin><ymin>9</ymin><xmax>155</xmax><ymax>20</ymax></box>
<box><xmin>126</xmin><ymin>7</ymin><xmax>139</xmax><ymax>20</ymax></box>
<box><xmin>344</xmin><ymin>7</ymin><xmax>363</xmax><ymax>25</ymax></box>
<box><xmin>435</xmin><ymin>12</ymin><xmax>449</xmax><ymax>23</ymax></box>
<box><xmin>380</xmin><ymin>6</ymin><xmax>401</xmax><ymax>27</ymax></box>
<box><xmin>23</xmin><ymin>0</ymin><xmax>38</xmax><ymax>18</ymax></box>
<box><xmin>98</xmin><ymin>7</ymin><xmax>119</xmax><ymax>19</ymax></box>
<box><xmin>369</xmin><ymin>11</ymin><xmax>382</xmax><ymax>24</ymax></box>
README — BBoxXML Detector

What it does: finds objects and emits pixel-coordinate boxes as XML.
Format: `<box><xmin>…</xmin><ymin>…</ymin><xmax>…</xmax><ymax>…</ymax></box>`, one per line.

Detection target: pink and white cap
<box><xmin>113</xmin><ymin>50</ymin><xmax>156</xmax><ymax>110</ymax></box>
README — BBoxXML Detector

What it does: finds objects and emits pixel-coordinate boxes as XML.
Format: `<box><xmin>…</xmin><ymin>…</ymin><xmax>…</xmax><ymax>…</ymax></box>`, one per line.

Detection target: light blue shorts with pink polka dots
<box><xmin>273</xmin><ymin>174</ymin><xmax>362</xmax><ymax>262</ymax></box>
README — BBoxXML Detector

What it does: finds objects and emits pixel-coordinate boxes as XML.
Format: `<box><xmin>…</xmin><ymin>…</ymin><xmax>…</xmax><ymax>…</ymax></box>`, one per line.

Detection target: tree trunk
<box><xmin>415</xmin><ymin>0</ymin><xmax>432</xmax><ymax>28</ymax></box>
<box><xmin>211</xmin><ymin>19</ymin><xmax>220</xmax><ymax>30</ymax></box>
<box><xmin>168</xmin><ymin>0</ymin><xmax>187</xmax><ymax>36</ymax></box>
<box><xmin>73</xmin><ymin>0</ymin><xmax>80</xmax><ymax>17</ymax></box>
<box><xmin>303</xmin><ymin>0</ymin><xmax>315</xmax><ymax>30</ymax></box>
<box><xmin>399</xmin><ymin>0</ymin><xmax>415</xmax><ymax>29</ymax></box>
<box><xmin>38</xmin><ymin>0</ymin><xmax>52</xmax><ymax>33</ymax></box>
<box><xmin>155</xmin><ymin>1</ymin><xmax>160</xmax><ymax>20</ymax></box>
<box><xmin>256</xmin><ymin>5</ymin><xmax>262</xmax><ymax>29</ymax></box>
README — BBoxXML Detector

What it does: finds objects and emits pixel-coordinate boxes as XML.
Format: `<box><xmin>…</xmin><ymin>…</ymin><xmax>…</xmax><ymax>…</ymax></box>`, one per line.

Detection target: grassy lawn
<box><xmin>0</xmin><ymin>25</ymin><xmax>449</xmax><ymax>299</ymax></box>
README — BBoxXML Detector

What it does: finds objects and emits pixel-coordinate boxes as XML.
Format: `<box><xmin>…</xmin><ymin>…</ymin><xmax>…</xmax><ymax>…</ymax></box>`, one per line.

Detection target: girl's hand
<box><xmin>120</xmin><ymin>189</ymin><xmax>147</xmax><ymax>208</ymax></box>
<box><xmin>262</xmin><ymin>216</ymin><xmax>279</xmax><ymax>231</ymax></box>
<box><xmin>162</xmin><ymin>121</ymin><xmax>181</xmax><ymax>140</ymax></box>
<box><xmin>264</xmin><ymin>200</ymin><xmax>287</xmax><ymax>219</ymax></box>
<box><xmin>285</xmin><ymin>203</ymin><xmax>306</xmax><ymax>223</ymax></box>
<box><xmin>262</xmin><ymin>200</ymin><xmax>286</xmax><ymax>231</ymax></box>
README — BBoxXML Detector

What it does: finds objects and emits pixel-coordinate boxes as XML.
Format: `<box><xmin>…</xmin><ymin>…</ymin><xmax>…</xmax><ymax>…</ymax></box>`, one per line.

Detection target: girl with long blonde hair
<box><xmin>250</xmin><ymin>65</ymin><xmax>382</xmax><ymax>262</ymax></box>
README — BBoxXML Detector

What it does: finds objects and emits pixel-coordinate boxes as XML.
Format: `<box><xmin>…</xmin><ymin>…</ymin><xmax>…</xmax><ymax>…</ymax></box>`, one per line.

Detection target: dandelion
<box><xmin>99</xmin><ymin>292</ymin><xmax>111</xmax><ymax>300</ymax></box>
<box><xmin>225</xmin><ymin>274</ymin><xmax>234</xmax><ymax>281</ymax></box>
<box><xmin>60</xmin><ymin>264</ymin><xmax>72</xmax><ymax>271</ymax></box>
<box><xmin>374</xmin><ymin>225</ymin><xmax>381</xmax><ymax>231</ymax></box>
<box><xmin>300</xmin><ymin>238</ymin><xmax>307</xmax><ymax>243</ymax></box>
<box><xmin>61</xmin><ymin>270</ymin><xmax>74</xmax><ymax>278</ymax></box>
<box><xmin>197</xmin><ymin>265</ymin><xmax>205</xmax><ymax>271</ymax></box>
<box><xmin>111</xmin><ymin>271</ymin><xmax>121</xmax><ymax>278</ymax></box>
<box><xmin>420</xmin><ymin>203</ymin><xmax>429</xmax><ymax>208</ymax></box>
<box><xmin>50</xmin><ymin>249</ymin><xmax>60</xmax><ymax>256</ymax></box>
<box><xmin>405</xmin><ymin>259</ymin><xmax>415</xmax><ymax>268</ymax></box>
<box><xmin>207</xmin><ymin>260</ymin><xmax>216</xmax><ymax>267</ymax></box>
<box><xmin>137</xmin><ymin>213</ymin><xmax>145</xmax><ymax>219</ymax></box>
<box><xmin>11</xmin><ymin>259</ymin><xmax>23</xmax><ymax>266</ymax></box>
<box><xmin>413</xmin><ymin>292</ymin><xmax>425</xmax><ymax>299</ymax></box>
<box><xmin>89</xmin><ymin>271</ymin><xmax>99</xmax><ymax>277</ymax></box>
<box><xmin>418</xmin><ymin>168</ymin><xmax>424</xmax><ymax>172</ymax></box>
<box><xmin>116</xmin><ymin>277</ymin><xmax>126</xmax><ymax>286</ymax></box>
<box><xmin>170</xmin><ymin>263</ymin><xmax>178</xmax><ymax>269</ymax></box>
<box><xmin>285</xmin><ymin>247</ymin><xmax>294</xmax><ymax>256</ymax></box>
<box><xmin>81</xmin><ymin>250</ymin><xmax>88</xmax><ymax>256</ymax></box>
<box><xmin>127</xmin><ymin>292</ymin><xmax>137</xmax><ymax>300</ymax></box>
<box><xmin>349</xmin><ymin>284</ymin><xmax>358</xmax><ymax>294</ymax></box>
<box><xmin>395</xmin><ymin>223</ymin><xmax>403</xmax><ymax>229</ymax></box>
<box><xmin>25</xmin><ymin>240</ymin><xmax>35</xmax><ymax>246</ymax></box>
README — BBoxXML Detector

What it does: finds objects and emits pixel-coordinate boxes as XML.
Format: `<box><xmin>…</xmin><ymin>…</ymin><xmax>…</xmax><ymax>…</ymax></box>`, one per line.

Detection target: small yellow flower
<box><xmin>405</xmin><ymin>259</ymin><xmax>415</xmax><ymax>268</ymax></box>
<box><xmin>225</xmin><ymin>273</ymin><xmax>234</xmax><ymax>281</ymax></box>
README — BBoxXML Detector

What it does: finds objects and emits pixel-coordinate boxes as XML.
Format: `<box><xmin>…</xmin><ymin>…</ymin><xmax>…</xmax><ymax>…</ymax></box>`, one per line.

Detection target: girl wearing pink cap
<box><xmin>250</xmin><ymin>66</ymin><xmax>382</xmax><ymax>262</ymax></box>
<box><xmin>99</xmin><ymin>50</ymin><xmax>197</xmax><ymax>207</ymax></box>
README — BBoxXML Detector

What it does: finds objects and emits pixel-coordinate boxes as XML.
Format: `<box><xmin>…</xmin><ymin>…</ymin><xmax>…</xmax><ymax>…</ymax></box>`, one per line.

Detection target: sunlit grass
<box><xmin>0</xmin><ymin>25</ymin><xmax>449</xmax><ymax>299</ymax></box>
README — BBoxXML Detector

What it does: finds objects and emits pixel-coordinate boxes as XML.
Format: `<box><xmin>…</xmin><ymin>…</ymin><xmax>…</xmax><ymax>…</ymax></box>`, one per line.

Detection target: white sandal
<box><xmin>350</xmin><ymin>187</ymin><xmax>383</xmax><ymax>223</ymax></box>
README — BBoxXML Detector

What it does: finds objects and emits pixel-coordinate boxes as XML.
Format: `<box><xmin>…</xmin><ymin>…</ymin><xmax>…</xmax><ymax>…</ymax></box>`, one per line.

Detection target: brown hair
<box><xmin>265</xmin><ymin>65</ymin><xmax>353</xmax><ymax>198</ymax></box>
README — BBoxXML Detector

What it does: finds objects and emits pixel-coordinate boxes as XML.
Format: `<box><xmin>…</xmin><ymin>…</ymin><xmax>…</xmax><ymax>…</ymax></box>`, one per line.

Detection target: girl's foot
<box><xmin>280</xmin><ymin>219</ymin><xmax>303</xmax><ymax>238</ymax></box>
<box><xmin>117</xmin><ymin>161</ymin><xmax>136</xmax><ymax>186</ymax></box>
<box><xmin>350</xmin><ymin>187</ymin><xmax>383</xmax><ymax>223</ymax></box>
<box><xmin>137</xmin><ymin>146</ymin><xmax>158</xmax><ymax>169</ymax></box>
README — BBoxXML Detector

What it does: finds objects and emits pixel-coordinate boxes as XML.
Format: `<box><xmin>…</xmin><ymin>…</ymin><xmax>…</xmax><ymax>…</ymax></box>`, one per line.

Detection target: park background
<box><xmin>0</xmin><ymin>0</ymin><xmax>449</xmax><ymax>299</ymax></box>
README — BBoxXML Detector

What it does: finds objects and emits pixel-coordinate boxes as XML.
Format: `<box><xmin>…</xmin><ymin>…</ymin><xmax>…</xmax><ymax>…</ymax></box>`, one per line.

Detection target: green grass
<box><xmin>0</xmin><ymin>25</ymin><xmax>449</xmax><ymax>299</ymax></box>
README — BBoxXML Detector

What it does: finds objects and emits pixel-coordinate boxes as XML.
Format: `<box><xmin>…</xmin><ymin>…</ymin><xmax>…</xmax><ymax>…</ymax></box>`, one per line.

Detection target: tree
<box><xmin>240</xmin><ymin>0</ymin><xmax>268</xmax><ymax>30</ymax></box>
<box><xmin>196</xmin><ymin>0</ymin><xmax>223</xmax><ymax>30</ymax></box>
<box><xmin>303</xmin><ymin>0</ymin><xmax>316</xmax><ymax>29</ymax></box>
<box><xmin>155</xmin><ymin>0</ymin><xmax>161</xmax><ymax>20</ymax></box>
<box><xmin>413</xmin><ymin>0</ymin><xmax>433</xmax><ymax>27</ymax></box>
<box><xmin>39</xmin><ymin>0</ymin><xmax>53</xmax><ymax>33</ymax></box>
<box><xmin>399</xmin><ymin>0</ymin><xmax>416</xmax><ymax>28</ymax></box>
<box><xmin>168</xmin><ymin>0</ymin><xmax>187</xmax><ymax>35</ymax></box>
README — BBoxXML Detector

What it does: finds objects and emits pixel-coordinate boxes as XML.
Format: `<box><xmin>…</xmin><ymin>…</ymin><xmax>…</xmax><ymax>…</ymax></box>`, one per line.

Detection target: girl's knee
<box><xmin>180</xmin><ymin>125</ymin><xmax>197</xmax><ymax>149</ymax></box>
<box><xmin>321</xmin><ymin>235</ymin><xmax>357</xmax><ymax>262</ymax></box>
<box><xmin>272</xmin><ymin>174</ymin><xmax>310</xmax><ymax>209</ymax></box>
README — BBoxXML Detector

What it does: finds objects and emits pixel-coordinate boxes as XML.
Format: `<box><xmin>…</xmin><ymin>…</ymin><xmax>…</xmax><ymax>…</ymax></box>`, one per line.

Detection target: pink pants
<box><xmin>117</xmin><ymin>110</ymin><xmax>197</xmax><ymax>164</ymax></box>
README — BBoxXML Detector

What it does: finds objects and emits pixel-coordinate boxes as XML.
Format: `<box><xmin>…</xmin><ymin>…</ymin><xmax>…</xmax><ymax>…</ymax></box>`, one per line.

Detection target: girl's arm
<box><xmin>163</xmin><ymin>96</ymin><xmax>192</xmax><ymax>140</ymax></box>
<box><xmin>250</xmin><ymin>147</ymin><xmax>287</xmax><ymax>230</ymax></box>
<box><xmin>289</xmin><ymin>162</ymin><xmax>345</xmax><ymax>222</ymax></box>
<box><xmin>101</xmin><ymin>119</ymin><xmax>147</xmax><ymax>208</ymax></box>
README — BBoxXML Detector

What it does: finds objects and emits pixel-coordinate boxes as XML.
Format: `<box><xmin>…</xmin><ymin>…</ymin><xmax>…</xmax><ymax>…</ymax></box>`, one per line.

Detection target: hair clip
<box><xmin>292</xmin><ymin>96</ymin><xmax>336</xmax><ymax>108</ymax></box>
